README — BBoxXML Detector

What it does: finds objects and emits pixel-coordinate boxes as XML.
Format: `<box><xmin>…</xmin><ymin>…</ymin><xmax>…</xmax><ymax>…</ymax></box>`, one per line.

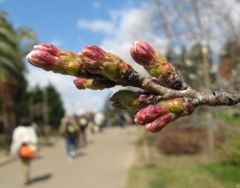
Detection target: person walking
<box><xmin>60</xmin><ymin>117</ymin><xmax>79</xmax><ymax>159</ymax></box>
<box><xmin>94</xmin><ymin>112</ymin><xmax>105</xmax><ymax>132</ymax></box>
<box><xmin>10</xmin><ymin>118</ymin><xmax>38</xmax><ymax>185</ymax></box>
<box><xmin>78</xmin><ymin>115</ymin><xmax>89</xmax><ymax>146</ymax></box>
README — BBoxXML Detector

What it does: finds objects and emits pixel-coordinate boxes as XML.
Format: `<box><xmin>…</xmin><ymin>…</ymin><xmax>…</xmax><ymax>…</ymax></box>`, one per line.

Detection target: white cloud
<box><xmin>49</xmin><ymin>37</ymin><xmax>64</xmax><ymax>47</ymax></box>
<box><xmin>26</xmin><ymin>64</ymin><xmax>111</xmax><ymax>114</ymax></box>
<box><xmin>26</xmin><ymin>65</ymin><xmax>71</xmax><ymax>89</ymax></box>
<box><xmin>77</xmin><ymin>19</ymin><xmax>114</xmax><ymax>34</ymax></box>
<box><xmin>76</xmin><ymin>6</ymin><xmax>168</xmax><ymax>74</ymax></box>
<box><xmin>100</xmin><ymin>7</ymin><xmax>167</xmax><ymax>75</ymax></box>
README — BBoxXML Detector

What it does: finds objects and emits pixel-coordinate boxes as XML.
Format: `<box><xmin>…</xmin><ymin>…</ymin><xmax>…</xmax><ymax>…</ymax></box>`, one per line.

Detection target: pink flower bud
<box><xmin>144</xmin><ymin>113</ymin><xmax>175</xmax><ymax>132</ymax></box>
<box><xmin>74</xmin><ymin>76</ymin><xmax>115</xmax><ymax>90</ymax></box>
<box><xmin>130</xmin><ymin>41</ymin><xmax>155</xmax><ymax>65</ymax></box>
<box><xmin>80</xmin><ymin>45</ymin><xmax>106</xmax><ymax>66</ymax></box>
<box><xmin>134</xmin><ymin>105</ymin><xmax>169</xmax><ymax>124</ymax></box>
<box><xmin>26</xmin><ymin>43</ymin><xmax>60</xmax><ymax>70</ymax></box>
<box><xmin>27</xmin><ymin>43</ymin><xmax>84</xmax><ymax>75</ymax></box>
<box><xmin>135</xmin><ymin>97</ymin><xmax>195</xmax><ymax>126</ymax></box>
<box><xmin>73</xmin><ymin>77</ymin><xmax>87</xmax><ymax>89</ymax></box>
<box><xmin>34</xmin><ymin>43</ymin><xmax>60</xmax><ymax>56</ymax></box>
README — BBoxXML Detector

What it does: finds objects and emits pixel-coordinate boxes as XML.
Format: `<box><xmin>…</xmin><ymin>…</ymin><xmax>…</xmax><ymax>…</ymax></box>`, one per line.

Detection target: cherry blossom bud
<box><xmin>27</xmin><ymin>43</ymin><xmax>59</xmax><ymax>70</ymax></box>
<box><xmin>130</xmin><ymin>41</ymin><xmax>155</xmax><ymax>65</ymax></box>
<box><xmin>135</xmin><ymin>97</ymin><xmax>195</xmax><ymax>125</ymax></box>
<box><xmin>79</xmin><ymin>45</ymin><xmax>106</xmax><ymax>67</ymax></box>
<box><xmin>130</xmin><ymin>41</ymin><xmax>185</xmax><ymax>90</ymax></box>
<box><xmin>134</xmin><ymin>104</ymin><xmax>169</xmax><ymax>124</ymax></box>
<box><xmin>73</xmin><ymin>77</ymin><xmax>87</xmax><ymax>89</ymax></box>
<box><xmin>27</xmin><ymin>43</ymin><xmax>83</xmax><ymax>75</ymax></box>
<box><xmin>144</xmin><ymin>113</ymin><xmax>175</xmax><ymax>132</ymax></box>
<box><xmin>34</xmin><ymin>43</ymin><xmax>59</xmax><ymax>56</ymax></box>
<box><xmin>79</xmin><ymin>46</ymin><xmax>134</xmax><ymax>82</ymax></box>
<box><xmin>73</xmin><ymin>76</ymin><xmax>115</xmax><ymax>90</ymax></box>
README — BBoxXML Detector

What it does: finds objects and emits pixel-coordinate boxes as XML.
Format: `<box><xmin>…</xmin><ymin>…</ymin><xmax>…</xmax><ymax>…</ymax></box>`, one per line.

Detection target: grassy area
<box><xmin>128</xmin><ymin>162</ymin><xmax>240</xmax><ymax>188</ymax></box>
<box><xmin>128</xmin><ymin>127</ymin><xmax>240</xmax><ymax>188</ymax></box>
<box><xmin>203</xmin><ymin>163</ymin><xmax>240</xmax><ymax>188</ymax></box>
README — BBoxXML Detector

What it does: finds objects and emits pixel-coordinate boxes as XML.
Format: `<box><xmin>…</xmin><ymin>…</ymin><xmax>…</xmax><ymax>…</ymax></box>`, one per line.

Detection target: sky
<box><xmin>0</xmin><ymin>0</ymin><xmax>157</xmax><ymax>114</ymax></box>
<box><xmin>1</xmin><ymin>0</ymin><xmax>239</xmax><ymax>115</ymax></box>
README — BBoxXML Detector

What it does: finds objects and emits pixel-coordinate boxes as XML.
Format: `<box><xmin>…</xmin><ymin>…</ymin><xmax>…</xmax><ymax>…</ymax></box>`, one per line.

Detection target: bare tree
<box><xmin>149</xmin><ymin>0</ymin><xmax>240</xmax><ymax>156</ymax></box>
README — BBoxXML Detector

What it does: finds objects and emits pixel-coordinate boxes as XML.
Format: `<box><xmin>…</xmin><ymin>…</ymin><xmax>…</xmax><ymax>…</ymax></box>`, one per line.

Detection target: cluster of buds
<box><xmin>130</xmin><ymin>41</ymin><xmax>186</xmax><ymax>90</ymax></box>
<box><xmin>135</xmin><ymin>97</ymin><xmax>195</xmax><ymax>132</ymax></box>
<box><xmin>27</xmin><ymin>44</ymin><xmax>139</xmax><ymax>90</ymax></box>
<box><xmin>27</xmin><ymin>41</ymin><xmax>240</xmax><ymax>133</ymax></box>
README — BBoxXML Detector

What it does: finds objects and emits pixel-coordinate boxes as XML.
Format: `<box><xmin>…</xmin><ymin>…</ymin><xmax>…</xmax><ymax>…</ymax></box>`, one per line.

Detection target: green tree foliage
<box><xmin>165</xmin><ymin>44</ymin><xmax>216</xmax><ymax>90</ymax></box>
<box><xmin>27</xmin><ymin>85</ymin><xmax>65</xmax><ymax>130</ymax></box>
<box><xmin>45</xmin><ymin>84</ymin><xmax>65</xmax><ymax>129</ymax></box>
<box><xmin>0</xmin><ymin>11</ymin><xmax>37</xmax><ymax>142</ymax></box>
<box><xmin>219</xmin><ymin>137</ymin><xmax>240</xmax><ymax>164</ymax></box>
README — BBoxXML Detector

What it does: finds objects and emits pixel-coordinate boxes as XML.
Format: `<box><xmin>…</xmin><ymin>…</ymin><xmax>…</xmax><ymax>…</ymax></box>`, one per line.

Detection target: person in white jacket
<box><xmin>10</xmin><ymin>118</ymin><xmax>38</xmax><ymax>185</ymax></box>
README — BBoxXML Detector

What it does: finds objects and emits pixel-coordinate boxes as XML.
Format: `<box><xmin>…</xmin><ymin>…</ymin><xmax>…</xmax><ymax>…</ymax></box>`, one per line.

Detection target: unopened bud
<box><xmin>34</xmin><ymin>43</ymin><xmax>59</xmax><ymax>56</ymax></box>
<box><xmin>135</xmin><ymin>97</ymin><xmax>195</xmax><ymax>125</ymax></box>
<box><xmin>27</xmin><ymin>43</ymin><xmax>83</xmax><ymax>75</ymax></box>
<box><xmin>130</xmin><ymin>41</ymin><xmax>155</xmax><ymax>65</ymax></box>
<box><xmin>74</xmin><ymin>76</ymin><xmax>115</xmax><ymax>90</ymax></box>
<box><xmin>73</xmin><ymin>77</ymin><xmax>87</xmax><ymax>89</ymax></box>
<box><xmin>144</xmin><ymin>113</ymin><xmax>175</xmax><ymax>132</ymax></box>
<box><xmin>79</xmin><ymin>46</ymin><xmax>134</xmax><ymax>83</ymax></box>
<box><xmin>135</xmin><ymin>104</ymin><xmax>169</xmax><ymax>124</ymax></box>
<box><xmin>131</xmin><ymin>41</ymin><xmax>185</xmax><ymax>90</ymax></box>
<box><xmin>79</xmin><ymin>45</ymin><xmax>106</xmax><ymax>67</ymax></box>
<box><xmin>27</xmin><ymin>43</ymin><xmax>60</xmax><ymax>70</ymax></box>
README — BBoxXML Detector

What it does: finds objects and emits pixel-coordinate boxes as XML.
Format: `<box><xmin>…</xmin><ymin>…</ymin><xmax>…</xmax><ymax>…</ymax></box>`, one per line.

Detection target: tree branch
<box><xmin>26</xmin><ymin>42</ymin><xmax>240</xmax><ymax>133</ymax></box>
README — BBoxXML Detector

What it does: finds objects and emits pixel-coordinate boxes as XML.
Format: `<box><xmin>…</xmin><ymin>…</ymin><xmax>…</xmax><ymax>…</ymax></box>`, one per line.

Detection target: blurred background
<box><xmin>0</xmin><ymin>0</ymin><xmax>240</xmax><ymax>188</ymax></box>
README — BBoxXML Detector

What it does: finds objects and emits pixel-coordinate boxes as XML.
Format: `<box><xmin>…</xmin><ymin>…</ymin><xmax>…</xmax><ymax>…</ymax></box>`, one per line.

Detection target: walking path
<box><xmin>0</xmin><ymin>126</ymin><xmax>138</xmax><ymax>188</ymax></box>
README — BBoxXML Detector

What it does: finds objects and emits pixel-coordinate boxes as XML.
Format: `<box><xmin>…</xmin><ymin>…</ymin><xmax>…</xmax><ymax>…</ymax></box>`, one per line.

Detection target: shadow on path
<box><xmin>27</xmin><ymin>173</ymin><xmax>52</xmax><ymax>186</ymax></box>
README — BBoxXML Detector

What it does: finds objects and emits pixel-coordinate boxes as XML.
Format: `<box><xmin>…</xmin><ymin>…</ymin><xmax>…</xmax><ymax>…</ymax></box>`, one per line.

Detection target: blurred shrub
<box><xmin>136</xmin><ymin>132</ymin><xmax>155</xmax><ymax>146</ymax></box>
<box><xmin>156</xmin><ymin>127</ymin><xmax>206</xmax><ymax>155</ymax></box>
<box><xmin>219</xmin><ymin>137</ymin><xmax>240</xmax><ymax>164</ymax></box>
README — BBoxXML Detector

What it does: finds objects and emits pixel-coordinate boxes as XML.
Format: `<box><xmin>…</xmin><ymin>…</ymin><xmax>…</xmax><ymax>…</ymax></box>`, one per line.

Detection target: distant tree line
<box><xmin>0</xmin><ymin>11</ymin><xmax>64</xmax><ymax>145</ymax></box>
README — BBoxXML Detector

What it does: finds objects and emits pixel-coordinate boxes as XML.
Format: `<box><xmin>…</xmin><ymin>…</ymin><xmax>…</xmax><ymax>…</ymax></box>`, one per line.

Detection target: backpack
<box><xmin>19</xmin><ymin>143</ymin><xmax>36</xmax><ymax>159</ymax></box>
<box><xmin>65</xmin><ymin>123</ymin><xmax>77</xmax><ymax>136</ymax></box>
<box><xmin>79</xmin><ymin>118</ymin><xmax>88</xmax><ymax>128</ymax></box>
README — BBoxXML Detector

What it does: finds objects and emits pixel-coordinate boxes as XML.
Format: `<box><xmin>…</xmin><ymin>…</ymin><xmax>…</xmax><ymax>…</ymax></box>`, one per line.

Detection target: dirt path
<box><xmin>0</xmin><ymin>126</ymin><xmax>138</xmax><ymax>188</ymax></box>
